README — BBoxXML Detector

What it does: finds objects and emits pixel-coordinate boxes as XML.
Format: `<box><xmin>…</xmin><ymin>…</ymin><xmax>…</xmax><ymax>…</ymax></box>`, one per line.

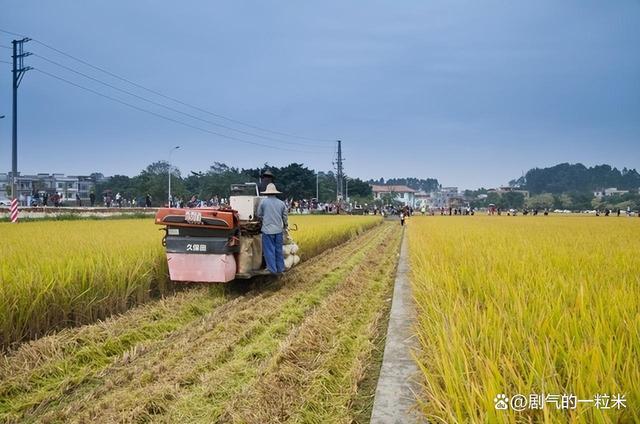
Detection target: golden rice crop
<box><xmin>408</xmin><ymin>216</ymin><xmax>640</xmax><ymax>423</ymax></box>
<box><xmin>0</xmin><ymin>215</ymin><xmax>381</xmax><ymax>349</ymax></box>
<box><xmin>0</xmin><ymin>220</ymin><xmax>166</xmax><ymax>349</ymax></box>
<box><xmin>290</xmin><ymin>214</ymin><xmax>382</xmax><ymax>259</ymax></box>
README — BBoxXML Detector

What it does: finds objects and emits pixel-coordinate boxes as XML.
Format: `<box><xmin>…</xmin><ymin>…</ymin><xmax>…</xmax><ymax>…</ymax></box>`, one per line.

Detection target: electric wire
<box><xmin>0</xmin><ymin>27</ymin><xmax>334</xmax><ymax>143</ymax></box>
<box><xmin>31</xmin><ymin>52</ymin><xmax>332</xmax><ymax>149</ymax></box>
<box><xmin>33</xmin><ymin>67</ymin><xmax>327</xmax><ymax>154</ymax></box>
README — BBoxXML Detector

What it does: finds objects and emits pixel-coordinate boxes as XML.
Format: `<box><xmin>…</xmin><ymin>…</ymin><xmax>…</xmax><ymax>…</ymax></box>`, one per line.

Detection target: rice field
<box><xmin>408</xmin><ymin>216</ymin><xmax>640</xmax><ymax>423</ymax></box>
<box><xmin>0</xmin><ymin>221</ymin><xmax>399</xmax><ymax>423</ymax></box>
<box><xmin>0</xmin><ymin>215</ymin><xmax>381</xmax><ymax>349</ymax></box>
<box><xmin>5</xmin><ymin>211</ymin><xmax>637</xmax><ymax>423</ymax></box>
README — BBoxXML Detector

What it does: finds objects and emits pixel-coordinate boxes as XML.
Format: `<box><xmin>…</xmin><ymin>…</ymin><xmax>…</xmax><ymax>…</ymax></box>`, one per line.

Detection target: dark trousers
<box><xmin>262</xmin><ymin>232</ymin><xmax>285</xmax><ymax>273</ymax></box>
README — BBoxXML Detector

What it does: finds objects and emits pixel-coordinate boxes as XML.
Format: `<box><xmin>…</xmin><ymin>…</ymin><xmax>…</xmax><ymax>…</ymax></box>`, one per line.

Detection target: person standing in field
<box><xmin>259</xmin><ymin>169</ymin><xmax>275</xmax><ymax>193</ymax></box>
<box><xmin>400</xmin><ymin>211</ymin><xmax>406</xmax><ymax>226</ymax></box>
<box><xmin>258</xmin><ymin>183</ymin><xmax>288</xmax><ymax>274</ymax></box>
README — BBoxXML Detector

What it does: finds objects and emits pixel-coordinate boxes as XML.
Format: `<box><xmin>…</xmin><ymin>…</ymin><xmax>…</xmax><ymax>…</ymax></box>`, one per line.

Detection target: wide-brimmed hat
<box><xmin>261</xmin><ymin>183</ymin><xmax>281</xmax><ymax>195</ymax></box>
<box><xmin>261</xmin><ymin>169</ymin><xmax>275</xmax><ymax>178</ymax></box>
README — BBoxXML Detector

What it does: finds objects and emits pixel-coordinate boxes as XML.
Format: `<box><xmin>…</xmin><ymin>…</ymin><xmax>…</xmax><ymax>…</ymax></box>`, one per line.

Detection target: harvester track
<box><xmin>0</xmin><ymin>222</ymin><xmax>402</xmax><ymax>423</ymax></box>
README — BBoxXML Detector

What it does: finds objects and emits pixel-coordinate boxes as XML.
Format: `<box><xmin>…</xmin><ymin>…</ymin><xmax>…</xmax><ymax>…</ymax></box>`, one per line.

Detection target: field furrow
<box><xmin>220</xmin><ymin>224</ymin><xmax>401</xmax><ymax>424</ymax></box>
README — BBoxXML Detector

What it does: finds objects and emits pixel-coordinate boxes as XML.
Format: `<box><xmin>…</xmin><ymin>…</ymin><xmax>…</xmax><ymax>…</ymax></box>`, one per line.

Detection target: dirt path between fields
<box><xmin>0</xmin><ymin>222</ymin><xmax>402</xmax><ymax>423</ymax></box>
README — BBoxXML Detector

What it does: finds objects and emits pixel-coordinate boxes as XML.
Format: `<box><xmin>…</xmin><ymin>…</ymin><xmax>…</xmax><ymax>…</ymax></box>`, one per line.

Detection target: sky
<box><xmin>0</xmin><ymin>0</ymin><xmax>638</xmax><ymax>189</ymax></box>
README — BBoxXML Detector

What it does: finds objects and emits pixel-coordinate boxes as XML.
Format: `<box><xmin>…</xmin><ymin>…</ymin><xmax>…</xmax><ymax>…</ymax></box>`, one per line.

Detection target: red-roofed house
<box><xmin>370</xmin><ymin>184</ymin><xmax>416</xmax><ymax>206</ymax></box>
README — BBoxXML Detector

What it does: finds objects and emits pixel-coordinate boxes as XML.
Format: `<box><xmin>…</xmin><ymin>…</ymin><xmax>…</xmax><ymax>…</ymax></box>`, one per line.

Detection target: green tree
<box><xmin>134</xmin><ymin>161</ymin><xmax>185</xmax><ymax>206</ymax></box>
<box><xmin>316</xmin><ymin>171</ymin><xmax>336</xmax><ymax>202</ymax></box>
<box><xmin>502</xmin><ymin>192</ymin><xmax>525</xmax><ymax>209</ymax></box>
<box><xmin>568</xmin><ymin>192</ymin><xmax>593</xmax><ymax>210</ymax></box>
<box><xmin>525</xmin><ymin>193</ymin><xmax>554</xmax><ymax>210</ymax></box>
<box><xmin>486</xmin><ymin>192</ymin><xmax>502</xmax><ymax>208</ymax></box>
<box><xmin>380</xmin><ymin>192</ymin><xmax>401</xmax><ymax>207</ymax></box>
<box><xmin>274</xmin><ymin>163</ymin><xmax>316</xmax><ymax>199</ymax></box>
<box><xmin>346</xmin><ymin>178</ymin><xmax>372</xmax><ymax>198</ymax></box>
<box><xmin>554</xmin><ymin>194</ymin><xmax>573</xmax><ymax>210</ymax></box>
<box><xmin>522</xmin><ymin>163</ymin><xmax>640</xmax><ymax>194</ymax></box>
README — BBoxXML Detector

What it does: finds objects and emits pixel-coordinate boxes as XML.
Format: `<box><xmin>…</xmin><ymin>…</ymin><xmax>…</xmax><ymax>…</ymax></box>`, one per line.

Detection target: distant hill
<box><xmin>512</xmin><ymin>163</ymin><xmax>640</xmax><ymax>194</ymax></box>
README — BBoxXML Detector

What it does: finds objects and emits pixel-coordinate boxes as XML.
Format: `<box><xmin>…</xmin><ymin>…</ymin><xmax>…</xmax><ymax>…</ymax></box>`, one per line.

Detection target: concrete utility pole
<box><xmin>11</xmin><ymin>38</ymin><xmax>32</xmax><ymax>201</ymax></box>
<box><xmin>334</xmin><ymin>140</ymin><xmax>344</xmax><ymax>202</ymax></box>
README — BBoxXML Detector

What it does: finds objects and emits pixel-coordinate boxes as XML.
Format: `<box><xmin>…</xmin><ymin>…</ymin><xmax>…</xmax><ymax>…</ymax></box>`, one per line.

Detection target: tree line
<box><xmin>368</xmin><ymin>177</ymin><xmax>440</xmax><ymax>193</ymax></box>
<box><xmin>466</xmin><ymin>163</ymin><xmax>640</xmax><ymax>211</ymax></box>
<box><xmin>466</xmin><ymin>190</ymin><xmax>640</xmax><ymax>212</ymax></box>
<box><xmin>94</xmin><ymin>161</ymin><xmax>372</xmax><ymax>206</ymax></box>
<box><xmin>511</xmin><ymin>163</ymin><xmax>640</xmax><ymax>194</ymax></box>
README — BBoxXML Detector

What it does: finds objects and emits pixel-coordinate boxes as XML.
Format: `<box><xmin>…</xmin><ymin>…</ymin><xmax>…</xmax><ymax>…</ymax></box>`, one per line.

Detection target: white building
<box><xmin>490</xmin><ymin>186</ymin><xmax>530</xmax><ymax>198</ymax></box>
<box><xmin>370</xmin><ymin>184</ymin><xmax>416</xmax><ymax>207</ymax></box>
<box><xmin>0</xmin><ymin>173</ymin><xmax>95</xmax><ymax>205</ymax></box>
<box><xmin>426</xmin><ymin>187</ymin><xmax>466</xmax><ymax>208</ymax></box>
<box><xmin>414</xmin><ymin>190</ymin><xmax>431</xmax><ymax>208</ymax></box>
<box><xmin>0</xmin><ymin>174</ymin><xmax>10</xmax><ymax>205</ymax></box>
<box><xmin>593</xmin><ymin>188</ymin><xmax>629</xmax><ymax>198</ymax></box>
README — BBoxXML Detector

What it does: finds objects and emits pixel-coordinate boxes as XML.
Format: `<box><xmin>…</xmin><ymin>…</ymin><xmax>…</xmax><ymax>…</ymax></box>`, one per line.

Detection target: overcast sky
<box><xmin>1</xmin><ymin>1</ymin><xmax>638</xmax><ymax>189</ymax></box>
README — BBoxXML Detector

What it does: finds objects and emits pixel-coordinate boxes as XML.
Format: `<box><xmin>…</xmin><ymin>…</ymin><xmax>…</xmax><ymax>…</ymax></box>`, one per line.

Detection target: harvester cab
<box><xmin>155</xmin><ymin>182</ymin><xmax>300</xmax><ymax>283</ymax></box>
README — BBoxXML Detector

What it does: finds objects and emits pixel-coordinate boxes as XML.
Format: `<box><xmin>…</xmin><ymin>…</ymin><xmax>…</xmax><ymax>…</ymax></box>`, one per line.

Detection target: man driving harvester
<box><xmin>257</xmin><ymin>183</ymin><xmax>288</xmax><ymax>274</ymax></box>
<box><xmin>258</xmin><ymin>169</ymin><xmax>275</xmax><ymax>192</ymax></box>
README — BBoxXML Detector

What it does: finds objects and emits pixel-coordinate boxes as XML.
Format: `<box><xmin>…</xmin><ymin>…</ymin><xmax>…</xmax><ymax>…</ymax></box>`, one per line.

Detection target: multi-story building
<box><xmin>488</xmin><ymin>186</ymin><xmax>530</xmax><ymax>198</ymax></box>
<box><xmin>0</xmin><ymin>173</ymin><xmax>10</xmax><ymax>205</ymax></box>
<box><xmin>0</xmin><ymin>172</ymin><xmax>95</xmax><ymax>205</ymax></box>
<box><xmin>593</xmin><ymin>188</ymin><xmax>629</xmax><ymax>198</ymax></box>
<box><xmin>426</xmin><ymin>187</ymin><xmax>465</xmax><ymax>208</ymax></box>
<box><xmin>370</xmin><ymin>184</ymin><xmax>416</xmax><ymax>207</ymax></box>
<box><xmin>414</xmin><ymin>190</ymin><xmax>431</xmax><ymax>208</ymax></box>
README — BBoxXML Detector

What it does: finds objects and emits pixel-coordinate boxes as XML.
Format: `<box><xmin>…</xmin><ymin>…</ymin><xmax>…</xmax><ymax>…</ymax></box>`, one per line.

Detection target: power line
<box><xmin>32</xmin><ymin>67</ymin><xmax>327</xmax><ymax>154</ymax></box>
<box><xmin>31</xmin><ymin>52</ymin><xmax>332</xmax><ymax>149</ymax></box>
<box><xmin>0</xmin><ymin>29</ymin><xmax>22</xmax><ymax>37</ymax></box>
<box><xmin>0</xmin><ymin>27</ymin><xmax>334</xmax><ymax>143</ymax></box>
<box><xmin>0</xmin><ymin>59</ymin><xmax>11</xmax><ymax>65</ymax></box>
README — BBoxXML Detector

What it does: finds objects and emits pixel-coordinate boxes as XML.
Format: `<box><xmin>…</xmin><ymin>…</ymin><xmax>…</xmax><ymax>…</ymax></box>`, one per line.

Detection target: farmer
<box><xmin>257</xmin><ymin>183</ymin><xmax>288</xmax><ymax>274</ymax></box>
<box><xmin>259</xmin><ymin>169</ymin><xmax>275</xmax><ymax>192</ymax></box>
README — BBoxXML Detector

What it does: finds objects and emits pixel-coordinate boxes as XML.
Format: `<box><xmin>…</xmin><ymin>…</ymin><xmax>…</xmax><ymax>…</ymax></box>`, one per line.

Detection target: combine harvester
<box><xmin>155</xmin><ymin>183</ymin><xmax>300</xmax><ymax>283</ymax></box>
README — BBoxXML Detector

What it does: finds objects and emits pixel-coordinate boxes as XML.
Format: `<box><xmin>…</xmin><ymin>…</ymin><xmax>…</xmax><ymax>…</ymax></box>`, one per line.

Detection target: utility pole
<box><xmin>11</xmin><ymin>38</ymin><xmax>32</xmax><ymax>202</ymax></box>
<box><xmin>316</xmin><ymin>171</ymin><xmax>319</xmax><ymax>201</ymax></box>
<box><xmin>334</xmin><ymin>140</ymin><xmax>344</xmax><ymax>202</ymax></box>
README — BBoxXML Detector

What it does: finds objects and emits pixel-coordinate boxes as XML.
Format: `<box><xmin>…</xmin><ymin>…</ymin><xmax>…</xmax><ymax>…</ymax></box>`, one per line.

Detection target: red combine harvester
<box><xmin>155</xmin><ymin>183</ymin><xmax>299</xmax><ymax>283</ymax></box>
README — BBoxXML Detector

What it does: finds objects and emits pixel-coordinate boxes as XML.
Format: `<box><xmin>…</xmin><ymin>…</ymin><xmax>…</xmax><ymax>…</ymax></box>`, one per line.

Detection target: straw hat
<box><xmin>261</xmin><ymin>183</ymin><xmax>281</xmax><ymax>195</ymax></box>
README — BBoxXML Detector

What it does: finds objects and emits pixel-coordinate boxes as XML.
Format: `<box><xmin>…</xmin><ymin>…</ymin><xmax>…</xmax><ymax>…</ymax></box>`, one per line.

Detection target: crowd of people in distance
<box><xmin>18</xmin><ymin>187</ymin><xmax>640</xmax><ymax>219</ymax></box>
